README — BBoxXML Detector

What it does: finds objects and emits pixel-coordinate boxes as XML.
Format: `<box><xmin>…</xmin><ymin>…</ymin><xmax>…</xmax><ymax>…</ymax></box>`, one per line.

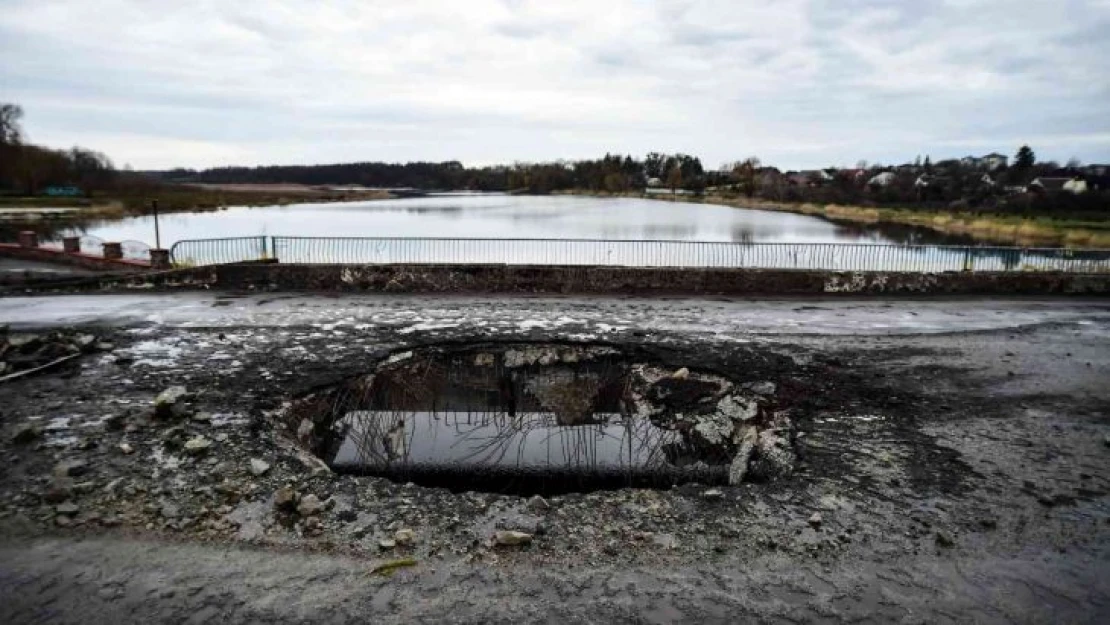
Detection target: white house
<box><xmin>1031</xmin><ymin>177</ymin><xmax>1088</xmax><ymax>194</ymax></box>
<box><xmin>959</xmin><ymin>155</ymin><xmax>982</xmax><ymax>168</ymax></box>
<box><xmin>867</xmin><ymin>172</ymin><xmax>896</xmax><ymax>187</ymax></box>
<box><xmin>960</xmin><ymin>153</ymin><xmax>1008</xmax><ymax>171</ymax></box>
<box><xmin>981</xmin><ymin>153</ymin><xmax>1008</xmax><ymax>171</ymax></box>
<box><xmin>1062</xmin><ymin>178</ymin><xmax>1089</xmax><ymax>194</ymax></box>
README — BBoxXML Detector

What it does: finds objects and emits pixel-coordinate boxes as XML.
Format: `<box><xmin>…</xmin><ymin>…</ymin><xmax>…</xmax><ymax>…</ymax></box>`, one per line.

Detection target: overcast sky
<box><xmin>3</xmin><ymin>0</ymin><xmax>1109</xmax><ymax>171</ymax></box>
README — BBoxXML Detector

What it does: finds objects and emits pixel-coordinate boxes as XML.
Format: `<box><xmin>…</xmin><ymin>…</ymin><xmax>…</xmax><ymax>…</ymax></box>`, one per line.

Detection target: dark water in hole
<box><xmin>324</xmin><ymin>354</ymin><xmax>726</xmax><ymax>495</ymax></box>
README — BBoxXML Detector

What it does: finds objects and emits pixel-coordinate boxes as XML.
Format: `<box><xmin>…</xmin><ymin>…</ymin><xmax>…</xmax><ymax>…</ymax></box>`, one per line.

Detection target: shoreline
<box><xmin>0</xmin><ymin>187</ymin><xmax>394</xmax><ymax>222</ymax></box>
<box><xmin>555</xmin><ymin>190</ymin><xmax>1110</xmax><ymax>248</ymax></box>
<box><xmin>716</xmin><ymin>196</ymin><xmax>1110</xmax><ymax>248</ymax></box>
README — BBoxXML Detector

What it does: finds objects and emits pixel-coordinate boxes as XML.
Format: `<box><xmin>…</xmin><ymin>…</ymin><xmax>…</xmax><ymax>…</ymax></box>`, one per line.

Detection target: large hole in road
<box><xmin>287</xmin><ymin>343</ymin><xmax>795</xmax><ymax>496</ymax></box>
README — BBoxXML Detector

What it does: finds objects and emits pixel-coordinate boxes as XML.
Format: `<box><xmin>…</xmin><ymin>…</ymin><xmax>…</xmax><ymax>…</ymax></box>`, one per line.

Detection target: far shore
<box><xmin>0</xmin><ymin>184</ymin><xmax>394</xmax><ymax>221</ymax></box>
<box><xmin>555</xmin><ymin>189</ymin><xmax>1110</xmax><ymax>248</ymax></box>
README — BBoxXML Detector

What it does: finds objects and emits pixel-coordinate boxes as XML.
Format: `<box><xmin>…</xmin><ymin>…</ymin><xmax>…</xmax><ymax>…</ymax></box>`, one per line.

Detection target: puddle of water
<box><xmin>331</xmin><ymin>410</ymin><xmax>714</xmax><ymax>494</ymax></box>
<box><xmin>317</xmin><ymin>346</ymin><xmax>727</xmax><ymax>495</ymax></box>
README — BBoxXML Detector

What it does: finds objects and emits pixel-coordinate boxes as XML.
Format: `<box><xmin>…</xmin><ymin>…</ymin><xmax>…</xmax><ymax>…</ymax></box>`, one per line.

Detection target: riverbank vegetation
<box><xmin>0</xmin><ymin>104</ymin><xmax>388</xmax><ymax>218</ymax></box>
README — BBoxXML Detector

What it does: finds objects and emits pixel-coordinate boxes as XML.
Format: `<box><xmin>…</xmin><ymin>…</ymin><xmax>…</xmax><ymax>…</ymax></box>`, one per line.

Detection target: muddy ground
<box><xmin>0</xmin><ymin>293</ymin><xmax>1108</xmax><ymax>624</ymax></box>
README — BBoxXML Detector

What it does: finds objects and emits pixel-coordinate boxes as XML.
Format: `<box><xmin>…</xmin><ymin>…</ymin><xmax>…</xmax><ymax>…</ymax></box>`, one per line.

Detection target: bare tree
<box><xmin>0</xmin><ymin>103</ymin><xmax>24</xmax><ymax>145</ymax></box>
<box><xmin>731</xmin><ymin>157</ymin><xmax>761</xmax><ymax>198</ymax></box>
<box><xmin>665</xmin><ymin>164</ymin><xmax>683</xmax><ymax>194</ymax></box>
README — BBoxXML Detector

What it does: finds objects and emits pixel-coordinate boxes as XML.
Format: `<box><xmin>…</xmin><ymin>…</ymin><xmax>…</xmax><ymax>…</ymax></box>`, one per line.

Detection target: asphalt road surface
<box><xmin>1</xmin><ymin>292</ymin><xmax>1107</xmax><ymax>624</ymax></box>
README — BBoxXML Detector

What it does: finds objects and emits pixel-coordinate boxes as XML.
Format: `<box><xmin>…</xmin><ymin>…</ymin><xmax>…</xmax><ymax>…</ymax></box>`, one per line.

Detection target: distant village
<box><xmin>648</xmin><ymin>150</ymin><xmax>1109</xmax><ymax>205</ymax></box>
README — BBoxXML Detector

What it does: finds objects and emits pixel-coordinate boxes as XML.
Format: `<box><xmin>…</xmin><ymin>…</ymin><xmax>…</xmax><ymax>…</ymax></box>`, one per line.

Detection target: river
<box><xmin>46</xmin><ymin>194</ymin><xmax>964</xmax><ymax>247</ymax></box>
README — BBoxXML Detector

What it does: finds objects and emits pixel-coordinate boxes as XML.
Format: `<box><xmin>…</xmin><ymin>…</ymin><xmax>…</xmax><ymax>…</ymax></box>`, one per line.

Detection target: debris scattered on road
<box><xmin>183</xmin><ymin>435</ymin><xmax>212</xmax><ymax>456</ymax></box>
<box><xmin>296</xmin><ymin>494</ymin><xmax>325</xmax><ymax>517</ymax></box>
<box><xmin>526</xmin><ymin>495</ymin><xmax>550</xmax><ymax>513</ymax></box>
<box><xmin>53</xmin><ymin>460</ymin><xmax>89</xmax><ymax>478</ymax></box>
<box><xmin>249</xmin><ymin>459</ymin><xmax>271</xmax><ymax>476</ymax></box>
<box><xmin>0</xmin><ymin>329</ymin><xmax>112</xmax><ymax>382</ymax></box>
<box><xmin>154</xmin><ymin>386</ymin><xmax>192</xmax><ymax>420</ymax></box>
<box><xmin>370</xmin><ymin>558</ymin><xmax>417</xmax><ymax>576</ymax></box>
<box><xmin>10</xmin><ymin>424</ymin><xmax>41</xmax><ymax>444</ymax></box>
<box><xmin>273</xmin><ymin>486</ymin><xmax>298</xmax><ymax>512</ymax></box>
<box><xmin>494</xmin><ymin>530</ymin><xmax>533</xmax><ymax>547</ymax></box>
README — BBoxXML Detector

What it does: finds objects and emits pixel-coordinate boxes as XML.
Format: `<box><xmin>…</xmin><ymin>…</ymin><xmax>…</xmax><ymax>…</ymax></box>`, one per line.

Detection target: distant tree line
<box><xmin>158</xmin><ymin>152</ymin><xmax>711</xmax><ymax>195</ymax></box>
<box><xmin>0</xmin><ymin>103</ymin><xmax>119</xmax><ymax>196</ymax></box>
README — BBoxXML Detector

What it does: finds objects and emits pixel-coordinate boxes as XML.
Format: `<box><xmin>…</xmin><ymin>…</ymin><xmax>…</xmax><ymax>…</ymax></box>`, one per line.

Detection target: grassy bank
<box><xmin>557</xmin><ymin>190</ymin><xmax>1110</xmax><ymax>248</ymax></box>
<box><xmin>711</xmin><ymin>196</ymin><xmax>1110</xmax><ymax>248</ymax></box>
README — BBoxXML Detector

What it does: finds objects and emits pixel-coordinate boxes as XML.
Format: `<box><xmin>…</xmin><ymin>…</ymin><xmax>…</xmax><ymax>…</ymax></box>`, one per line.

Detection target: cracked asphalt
<box><xmin>1</xmin><ymin>293</ymin><xmax>1108</xmax><ymax>624</ymax></box>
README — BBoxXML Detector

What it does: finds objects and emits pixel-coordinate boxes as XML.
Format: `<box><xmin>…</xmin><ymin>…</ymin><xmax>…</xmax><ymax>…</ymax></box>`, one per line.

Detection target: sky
<box><xmin>2</xmin><ymin>0</ymin><xmax>1109</xmax><ymax>171</ymax></box>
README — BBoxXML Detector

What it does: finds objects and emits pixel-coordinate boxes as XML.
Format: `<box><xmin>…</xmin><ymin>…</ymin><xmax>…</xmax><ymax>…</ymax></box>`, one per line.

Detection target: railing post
<box><xmin>962</xmin><ymin>247</ymin><xmax>973</xmax><ymax>272</ymax></box>
<box><xmin>149</xmin><ymin>248</ymin><xmax>170</xmax><ymax>269</ymax></box>
<box><xmin>62</xmin><ymin>236</ymin><xmax>80</xmax><ymax>254</ymax></box>
<box><xmin>17</xmin><ymin>231</ymin><xmax>38</xmax><ymax>248</ymax></box>
<box><xmin>102</xmin><ymin>242</ymin><xmax>123</xmax><ymax>260</ymax></box>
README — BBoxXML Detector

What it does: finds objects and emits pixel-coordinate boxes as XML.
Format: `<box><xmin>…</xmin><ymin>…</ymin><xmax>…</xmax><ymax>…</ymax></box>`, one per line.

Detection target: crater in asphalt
<box><xmin>287</xmin><ymin>343</ymin><xmax>786</xmax><ymax>496</ymax></box>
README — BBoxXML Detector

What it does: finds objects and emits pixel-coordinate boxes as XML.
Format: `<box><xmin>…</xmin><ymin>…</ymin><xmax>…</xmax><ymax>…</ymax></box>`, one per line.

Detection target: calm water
<box><xmin>51</xmin><ymin>194</ymin><xmax>961</xmax><ymax>246</ymax></box>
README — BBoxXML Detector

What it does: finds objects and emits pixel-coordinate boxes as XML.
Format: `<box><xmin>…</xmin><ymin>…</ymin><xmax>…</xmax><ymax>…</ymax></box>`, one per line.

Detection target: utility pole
<box><xmin>152</xmin><ymin>199</ymin><xmax>161</xmax><ymax>249</ymax></box>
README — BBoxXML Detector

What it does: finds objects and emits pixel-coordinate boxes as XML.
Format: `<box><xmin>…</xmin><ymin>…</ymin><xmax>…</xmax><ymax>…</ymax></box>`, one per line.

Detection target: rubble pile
<box><xmin>625</xmin><ymin>365</ymin><xmax>795</xmax><ymax>484</ymax></box>
<box><xmin>0</xmin><ymin>326</ymin><xmax>114</xmax><ymax>378</ymax></box>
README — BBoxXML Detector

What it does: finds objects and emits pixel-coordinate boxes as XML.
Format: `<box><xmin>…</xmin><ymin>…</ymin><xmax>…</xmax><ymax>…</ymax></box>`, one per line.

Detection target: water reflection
<box><xmin>730</xmin><ymin>227</ymin><xmax>755</xmax><ymax>244</ymax></box>
<box><xmin>0</xmin><ymin>195</ymin><xmax>983</xmax><ymax>247</ymax></box>
<box><xmin>319</xmin><ymin>348</ymin><xmax>724</xmax><ymax>495</ymax></box>
<box><xmin>828</xmin><ymin>220</ymin><xmax>982</xmax><ymax>246</ymax></box>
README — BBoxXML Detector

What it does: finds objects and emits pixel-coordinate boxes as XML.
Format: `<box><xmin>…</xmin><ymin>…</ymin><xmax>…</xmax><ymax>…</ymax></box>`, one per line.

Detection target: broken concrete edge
<box><xmin>3</xmin><ymin>262</ymin><xmax>1110</xmax><ymax>296</ymax></box>
<box><xmin>283</xmin><ymin>341</ymin><xmax>794</xmax><ymax>488</ymax></box>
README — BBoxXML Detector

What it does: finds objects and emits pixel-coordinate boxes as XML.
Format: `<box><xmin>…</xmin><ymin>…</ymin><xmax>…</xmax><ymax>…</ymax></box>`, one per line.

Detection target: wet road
<box><xmin>2</xmin><ymin>292</ymin><xmax>1109</xmax><ymax>336</ymax></box>
<box><xmin>2</xmin><ymin>536</ymin><xmax>1105</xmax><ymax>625</ymax></box>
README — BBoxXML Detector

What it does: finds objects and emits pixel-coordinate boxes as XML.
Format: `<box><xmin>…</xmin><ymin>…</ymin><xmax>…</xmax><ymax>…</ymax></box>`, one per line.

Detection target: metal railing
<box><xmin>78</xmin><ymin>234</ymin><xmax>105</xmax><ymax>254</ymax></box>
<box><xmin>169</xmin><ymin>236</ymin><xmax>269</xmax><ymax>267</ymax></box>
<box><xmin>166</xmin><ymin>236</ymin><xmax>1110</xmax><ymax>273</ymax></box>
<box><xmin>119</xmin><ymin>240</ymin><xmax>152</xmax><ymax>261</ymax></box>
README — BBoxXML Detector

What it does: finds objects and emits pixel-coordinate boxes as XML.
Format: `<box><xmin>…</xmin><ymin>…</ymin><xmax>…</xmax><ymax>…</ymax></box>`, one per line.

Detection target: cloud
<box><xmin>2</xmin><ymin>0</ymin><xmax>1108</xmax><ymax>169</ymax></box>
